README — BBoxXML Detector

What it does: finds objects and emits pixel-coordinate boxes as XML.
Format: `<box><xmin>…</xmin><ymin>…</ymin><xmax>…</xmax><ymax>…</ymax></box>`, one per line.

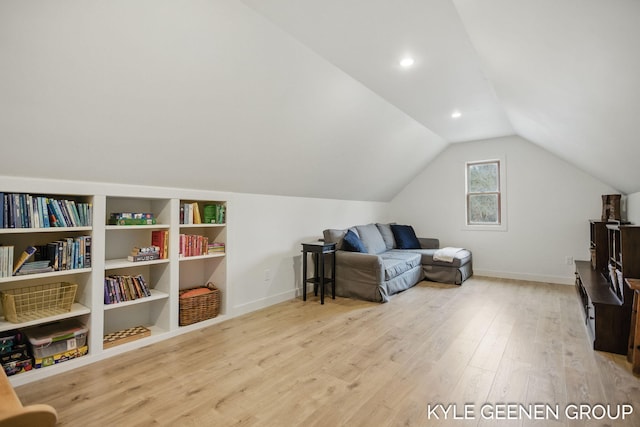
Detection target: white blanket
<box><xmin>433</xmin><ymin>247</ymin><xmax>465</xmax><ymax>263</ymax></box>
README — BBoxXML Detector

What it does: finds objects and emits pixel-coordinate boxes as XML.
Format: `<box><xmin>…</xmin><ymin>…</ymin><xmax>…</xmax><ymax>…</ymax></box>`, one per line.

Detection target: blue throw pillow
<box><xmin>390</xmin><ymin>224</ymin><xmax>421</xmax><ymax>249</ymax></box>
<box><xmin>343</xmin><ymin>229</ymin><xmax>366</xmax><ymax>252</ymax></box>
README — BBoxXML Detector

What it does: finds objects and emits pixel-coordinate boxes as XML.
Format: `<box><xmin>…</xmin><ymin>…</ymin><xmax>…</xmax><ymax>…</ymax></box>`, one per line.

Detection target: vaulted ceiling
<box><xmin>1</xmin><ymin>1</ymin><xmax>639</xmax><ymax>200</ymax></box>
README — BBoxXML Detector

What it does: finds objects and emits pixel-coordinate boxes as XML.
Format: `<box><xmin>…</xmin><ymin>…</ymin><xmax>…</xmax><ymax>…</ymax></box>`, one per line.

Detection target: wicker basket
<box><xmin>179</xmin><ymin>283</ymin><xmax>220</xmax><ymax>326</ymax></box>
<box><xmin>1</xmin><ymin>282</ymin><xmax>78</xmax><ymax>323</ymax></box>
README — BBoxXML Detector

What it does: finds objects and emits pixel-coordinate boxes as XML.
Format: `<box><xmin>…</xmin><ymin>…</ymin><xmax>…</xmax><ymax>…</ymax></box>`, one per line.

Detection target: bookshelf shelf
<box><xmin>179</xmin><ymin>223</ymin><xmax>226</xmax><ymax>229</ymax></box>
<box><xmin>105</xmin><ymin>224</ymin><xmax>170</xmax><ymax>231</ymax></box>
<box><xmin>2</xmin><ymin>187</ymin><xmax>228</xmax><ymax>386</ymax></box>
<box><xmin>101</xmin><ymin>324</ymin><xmax>169</xmax><ymax>353</ymax></box>
<box><xmin>0</xmin><ymin>303</ymin><xmax>91</xmax><ymax>333</ymax></box>
<box><xmin>104</xmin><ymin>258</ymin><xmax>169</xmax><ymax>270</ymax></box>
<box><xmin>0</xmin><ymin>226</ymin><xmax>92</xmax><ymax>235</ymax></box>
<box><xmin>103</xmin><ymin>289</ymin><xmax>169</xmax><ymax>311</ymax></box>
<box><xmin>0</xmin><ymin>268</ymin><xmax>92</xmax><ymax>284</ymax></box>
<box><xmin>179</xmin><ymin>253</ymin><xmax>225</xmax><ymax>262</ymax></box>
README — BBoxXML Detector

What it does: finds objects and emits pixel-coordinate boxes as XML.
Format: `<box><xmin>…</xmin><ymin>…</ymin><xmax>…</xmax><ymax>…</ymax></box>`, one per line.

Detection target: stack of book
<box><xmin>14</xmin><ymin>260</ymin><xmax>54</xmax><ymax>276</ymax></box>
<box><xmin>179</xmin><ymin>234</ymin><xmax>209</xmax><ymax>257</ymax></box>
<box><xmin>108</xmin><ymin>212</ymin><xmax>156</xmax><ymax>226</ymax></box>
<box><xmin>0</xmin><ymin>246</ymin><xmax>14</xmax><ymax>277</ymax></box>
<box><xmin>1</xmin><ymin>192</ymin><xmax>92</xmax><ymax>229</ymax></box>
<box><xmin>127</xmin><ymin>246</ymin><xmax>161</xmax><ymax>262</ymax></box>
<box><xmin>104</xmin><ymin>274</ymin><xmax>151</xmax><ymax>304</ymax></box>
<box><xmin>207</xmin><ymin>242</ymin><xmax>225</xmax><ymax>254</ymax></box>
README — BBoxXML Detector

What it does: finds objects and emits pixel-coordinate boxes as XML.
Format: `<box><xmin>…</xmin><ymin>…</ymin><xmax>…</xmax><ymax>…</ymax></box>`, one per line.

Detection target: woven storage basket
<box><xmin>179</xmin><ymin>283</ymin><xmax>220</xmax><ymax>326</ymax></box>
<box><xmin>1</xmin><ymin>282</ymin><xmax>78</xmax><ymax>323</ymax></box>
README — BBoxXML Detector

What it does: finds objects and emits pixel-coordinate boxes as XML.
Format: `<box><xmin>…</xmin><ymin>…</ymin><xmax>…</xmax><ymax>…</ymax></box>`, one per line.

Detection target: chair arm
<box><xmin>0</xmin><ymin>369</ymin><xmax>58</xmax><ymax>427</ymax></box>
<box><xmin>335</xmin><ymin>250</ymin><xmax>384</xmax><ymax>281</ymax></box>
<box><xmin>418</xmin><ymin>237</ymin><xmax>439</xmax><ymax>249</ymax></box>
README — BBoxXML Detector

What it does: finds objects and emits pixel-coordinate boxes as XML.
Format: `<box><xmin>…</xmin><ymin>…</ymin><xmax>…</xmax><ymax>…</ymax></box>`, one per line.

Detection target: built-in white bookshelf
<box><xmin>178</xmin><ymin>200</ymin><xmax>227</xmax><ymax>323</ymax></box>
<box><xmin>0</xmin><ymin>185</ymin><xmax>229</xmax><ymax>387</ymax></box>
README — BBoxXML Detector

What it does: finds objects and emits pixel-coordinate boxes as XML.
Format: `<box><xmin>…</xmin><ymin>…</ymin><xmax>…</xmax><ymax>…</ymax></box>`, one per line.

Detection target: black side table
<box><xmin>301</xmin><ymin>241</ymin><xmax>336</xmax><ymax>304</ymax></box>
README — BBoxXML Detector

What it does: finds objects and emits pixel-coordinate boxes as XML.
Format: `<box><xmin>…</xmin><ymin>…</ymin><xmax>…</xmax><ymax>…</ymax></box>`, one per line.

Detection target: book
<box><xmin>192</xmin><ymin>203</ymin><xmax>202</xmax><ymax>224</ymax></box>
<box><xmin>13</xmin><ymin>246</ymin><xmax>37</xmax><ymax>275</ymax></box>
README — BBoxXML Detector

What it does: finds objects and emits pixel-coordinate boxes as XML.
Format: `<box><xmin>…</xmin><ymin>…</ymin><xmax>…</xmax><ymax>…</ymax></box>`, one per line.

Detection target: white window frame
<box><xmin>464</xmin><ymin>157</ymin><xmax>507</xmax><ymax>231</ymax></box>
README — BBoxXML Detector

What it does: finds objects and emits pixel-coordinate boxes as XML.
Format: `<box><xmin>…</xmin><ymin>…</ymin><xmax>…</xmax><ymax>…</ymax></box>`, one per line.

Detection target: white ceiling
<box><xmin>242</xmin><ymin>0</ymin><xmax>640</xmax><ymax>195</ymax></box>
<box><xmin>1</xmin><ymin>1</ymin><xmax>639</xmax><ymax>200</ymax></box>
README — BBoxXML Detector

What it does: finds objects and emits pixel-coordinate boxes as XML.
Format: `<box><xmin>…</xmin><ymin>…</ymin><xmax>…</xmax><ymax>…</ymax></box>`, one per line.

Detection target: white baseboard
<box><xmin>473</xmin><ymin>269</ymin><xmax>574</xmax><ymax>285</ymax></box>
<box><xmin>232</xmin><ymin>289</ymin><xmax>297</xmax><ymax>316</ymax></box>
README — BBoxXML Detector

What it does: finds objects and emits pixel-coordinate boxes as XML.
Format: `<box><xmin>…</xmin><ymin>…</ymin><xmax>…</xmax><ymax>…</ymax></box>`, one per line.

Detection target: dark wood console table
<box><xmin>626</xmin><ymin>278</ymin><xmax>640</xmax><ymax>376</ymax></box>
<box><xmin>575</xmin><ymin>260</ymin><xmax>630</xmax><ymax>354</ymax></box>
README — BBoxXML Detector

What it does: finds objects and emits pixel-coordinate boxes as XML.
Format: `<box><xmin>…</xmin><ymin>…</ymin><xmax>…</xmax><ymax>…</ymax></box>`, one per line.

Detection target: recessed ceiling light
<box><xmin>451</xmin><ymin>110</ymin><xmax>462</xmax><ymax>119</ymax></box>
<box><xmin>399</xmin><ymin>57</ymin><xmax>415</xmax><ymax>68</ymax></box>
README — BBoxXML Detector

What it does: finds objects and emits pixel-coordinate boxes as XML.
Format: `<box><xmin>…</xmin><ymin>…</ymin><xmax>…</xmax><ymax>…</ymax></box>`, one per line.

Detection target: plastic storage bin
<box><xmin>24</xmin><ymin>319</ymin><xmax>88</xmax><ymax>359</ymax></box>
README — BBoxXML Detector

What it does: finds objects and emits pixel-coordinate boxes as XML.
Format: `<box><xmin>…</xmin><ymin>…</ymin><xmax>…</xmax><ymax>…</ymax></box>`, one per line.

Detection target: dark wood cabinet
<box><xmin>575</xmin><ymin>221</ymin><xmax>637</xmax><ymax>354</ymax></box>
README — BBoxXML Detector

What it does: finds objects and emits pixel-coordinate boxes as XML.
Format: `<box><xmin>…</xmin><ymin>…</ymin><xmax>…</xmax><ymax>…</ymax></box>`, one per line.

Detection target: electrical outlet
<box><xmin>565</xmin><ymin>256</ymin><xmax>574</xmax><ymax>265</ymax></box>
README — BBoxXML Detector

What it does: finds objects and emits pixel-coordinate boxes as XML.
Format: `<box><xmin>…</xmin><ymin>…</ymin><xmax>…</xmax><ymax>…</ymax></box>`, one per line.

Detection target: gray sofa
<box><xmin>323</xmin><ymin>223</ymin><xmax>472</xmax><ymax>303</ymax></box>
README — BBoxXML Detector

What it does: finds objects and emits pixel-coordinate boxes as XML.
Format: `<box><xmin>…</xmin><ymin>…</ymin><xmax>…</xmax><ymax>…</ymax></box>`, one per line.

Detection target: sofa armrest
<box><xmin>335</xmin><ymin>250</ymin><xmax>384</xmax><ymax>281</ymax></box>
<box><xmin>418</xmin><ymin>237</ymin><xmax>439</xmax><ymax>249</ymax></box>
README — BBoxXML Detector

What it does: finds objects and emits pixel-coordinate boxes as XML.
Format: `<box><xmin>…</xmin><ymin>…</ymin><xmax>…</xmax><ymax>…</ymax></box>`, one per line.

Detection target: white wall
<box><xmin>0</xmin><ymin>0</ymin><xmax>445</xmax><ymax>202</ymax></box>
<box><xmin>626</xmin><ymin>192</ymin><xmax>640</xmax><ymax>224</ymax></box>
<box><xmin>387</xmin><ymin>135</ymin><xmax>617</xmax><ymax>284</ymax></box>
<box><xmin>228</xmin><ymin>193</ymin><xmax>386</xmax><ymax>314</ymax></box>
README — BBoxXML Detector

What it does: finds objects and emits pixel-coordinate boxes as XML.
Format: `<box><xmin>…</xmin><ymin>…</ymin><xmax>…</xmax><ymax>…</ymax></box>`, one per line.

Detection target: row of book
<box><xmin>104</xmin><ymin>274</ymin><xmax>152</xmax><ymax>304</ymax></box>
<box><xmin>179</xmin><ymin>234</ymin><xmax>226</xmax><ymax>257</ymax></box>
<box><xmin>34</xmin><ymin>236</ymin><xmax>92</xmax><ymax>272</ymax></box>
<box><xmin>179</xmin><ymin>234</ymin><xmax>207</xmax><ymax>257</ymax></box>
<box><xmin>0</xmin><ymin>246</ymin><xmax>14</xmax><ymax>277</ymax></box>
<box><xmin>1</xmin><ymin>192</ymin><xmax>92</xmax><ymax>229</ymax></box>
<box><xmin>0</xmin><ymin>238</ymin><xmax>91</xmax><ymax>278</ymax></box>
<box><xmin>180</xmin><ymin>203</ymin><xmax>225</xmax><ymax>225</ymax></box>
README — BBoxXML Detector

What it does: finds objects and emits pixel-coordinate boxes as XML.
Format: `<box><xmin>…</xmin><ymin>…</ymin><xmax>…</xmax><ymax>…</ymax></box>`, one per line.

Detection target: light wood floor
<box><xmin>15</xmin><ymin>277</ymin><xmax>640</xmax><ymax>426</ymax></box>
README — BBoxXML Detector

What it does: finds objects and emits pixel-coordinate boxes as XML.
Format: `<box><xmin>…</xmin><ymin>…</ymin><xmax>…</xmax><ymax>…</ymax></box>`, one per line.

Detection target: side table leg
<box><xmin>634</xmin><ymin>292</ymin><xmax>640</xmax><ymax>376</ymax></box>
<box><xmin>302</xmin><ymin>250</ymin><xmax>307</xmax><ymax>301</ymax></box>
<box><xmin>629</xmin><ymin>293</ymin><xmax>638</xmax><ymax>362</ymax></box>
<box><xmin>320</xmin><ymin>252</ymin><xmax>325</xmax><ymax>305</ymax></box>
<box><xmin>331</xmin><ymin>251</ymin><xmax>336</xmax><ymax>299</ymax></box>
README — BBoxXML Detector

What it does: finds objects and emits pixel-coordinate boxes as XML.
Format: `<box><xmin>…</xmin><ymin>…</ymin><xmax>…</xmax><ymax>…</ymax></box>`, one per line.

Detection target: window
<box><xmin>466</xmin><ymin>160</ymin><xmax>501</xmax><ymax>226</ymax></box>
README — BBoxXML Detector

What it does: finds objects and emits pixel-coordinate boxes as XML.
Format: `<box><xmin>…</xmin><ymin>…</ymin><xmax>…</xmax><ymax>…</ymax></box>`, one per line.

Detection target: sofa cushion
<box><xmin>380</xmin><ymin>252</ymin><xmax>421</xmax><ymax>280</ymax></box>
<box><xmin>343</xmin><ymin>229</ymin><xmax>367</xmax><ymax>252</ymax></box>
<box><xmin>391</xmin><ymin>248</ymin><xmax>472</xmax><ymax>268</ymax></box>
<box><xmin>323</xmin><ymin>228</ymin><xmax>360</xmax><ymax>250</ymax></box>
<box><xmin>390</xmin><ymin>224</ymin><xmax>421</xmax><ymax>249</ymax></box>
<box><xmin>323</xmin><ymin>228</ymin><xmax>347</xmax><ymax>249</ymax></box>
<box><xmin>355</xmin><ymin>224</ymin><xmax>387</xmax><ymax>254</ymax></box>
<box><xmin>376</xmin><ymin>223</ymin><xmax>396</xmax><ymax>250</ymax></box>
